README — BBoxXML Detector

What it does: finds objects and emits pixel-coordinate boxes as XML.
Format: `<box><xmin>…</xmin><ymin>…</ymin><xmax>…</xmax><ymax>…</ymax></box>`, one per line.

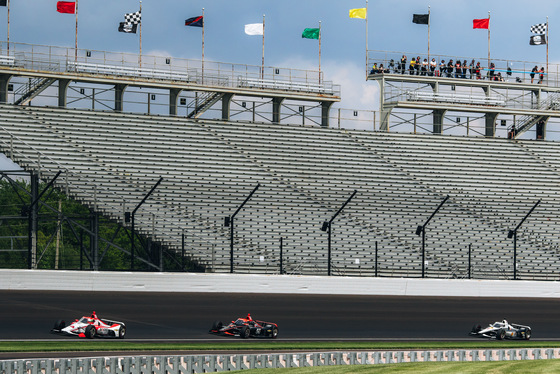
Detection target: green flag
<box><xmin>302</xmin><ymin>28</ymin><xmax>320</xmax><ymax>40</ymax></box>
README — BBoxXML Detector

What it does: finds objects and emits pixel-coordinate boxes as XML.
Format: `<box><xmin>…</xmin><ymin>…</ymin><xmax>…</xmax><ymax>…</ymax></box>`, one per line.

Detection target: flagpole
<box><xmin>427</xmin><ymin>6</ymin><xmax>431</xmax><ymax>62</ymax></box>
<box><xmin>139</xmin><ymin>0</ymin><xmax>142</xmax><ymax>67</ymax></box>
<box><xmin>487</xmin><ymin>11</ymin><xmax>490</xmax><ymax>69</ymax></box>
<box><xmin>6</xmin><ymin>0</ymin><xmax>9</xmax><ymax>54</ymax></box>
<box><xmin>202</xmin><ymin>8</ymin><xmax>204</xmax><ymax>83</ymax></box>
<box><xmin>546</xmin><ymin>16</ymin><xmax>549</xmax><ymax>82</ymax></box>
<box><xmin>261</xmin><ymin>14</ymin><xmax>265</xmax><ymax>79</ymax></box>
<box><xmin>319</xmin><ymin>21</ymin><xmax>322</xmax><ymax>84</ymax></box>
<box><xmin>365</xmin><ymin>0</ymin><xmax>368</xmax><ymax>78</ymax></box>
<box><xmin>75</xmin><ymin>0</ymin><xmax>78</xmax><ymax>63</ymax></box>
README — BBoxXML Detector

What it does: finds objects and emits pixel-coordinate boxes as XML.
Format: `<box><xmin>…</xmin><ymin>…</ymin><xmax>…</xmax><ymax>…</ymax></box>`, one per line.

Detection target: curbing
<box><xmin>1</xmin><ymin>348</ymin><xmax>559</xmax><ymax>373</ymax></box>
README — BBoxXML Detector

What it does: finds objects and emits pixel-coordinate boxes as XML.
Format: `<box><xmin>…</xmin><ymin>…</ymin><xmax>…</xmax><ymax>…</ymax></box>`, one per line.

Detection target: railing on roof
<box><xmin>367</xmin><ymin>49</ymin><xmax>557</xmax><ymax>87</ymax></box>
<box><xmin>0</xmin><ymin>41</ymin><xmax>340</xmax><ymax>96</ymax></box>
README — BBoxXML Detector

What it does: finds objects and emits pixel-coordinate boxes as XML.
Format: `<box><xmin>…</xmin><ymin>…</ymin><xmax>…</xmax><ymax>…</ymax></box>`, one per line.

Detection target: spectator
<box><xmin>475</xmin><ymin>62</ymin><xmax>482</xmax><ymax>79</ymax></box>
<box><xmin>530</xmin><ymin>65</ymin><xmax>538</xmax><ymax>83</ymax></box>
<box><xmin>539</xmin><ymin>67</ymin><xmax>545</xmax><ymax>84</ymax></box>
<box><xmin>370</xmin><ymin>63</ymin><xmax>378</xmax><ymax>74</ymax></box>
<box><xmin>455</xmin><ymin>59</ymin><xmax>462</xmax><ymax>78</ymax></box>
<box><xmin>488</xmin><ymin>62</ymin><xmax>495</xmax><ymax>79</ymax></box>
<box><xmin>462</xmin><ymin>60</ymin><xmax>468</xmax><ymax>79</ymax></box>
<box><xmin>429</xmin><ymin>58</ymin><xmax>437</xmax><ymax>76</ymax></box>
<box><xmin>379</xmin><ymin>63</ymin><xmax>386</xmax><ymax>73</ymax></box>
<box><xmin>389</xmin><ymin>59</ymin><xmax>395</xmax><ymax>73</ymax></box>
<box><xmin>415</xmin><ymin>56</ymin><xmax>421</xmax><ymax>75</ymax></box>
<box><xmin>421</xmin><ymin>58</ymin><xmax>428</xmax><ymax>76</ymax></box>
<box><xmin>409</xmin><ymin>58</ymin><xmax>416</xmax><ymax>75</ymax></box>
<box><xmin>438</xmin><ymin>59</ymin><xmax>446</xmax><ymax>77</ymax></box>
<box><xmin>469</xmin><ymin>59</ymin><xmax>475</xmax><ymax>79</ymax></box>
<box><xmin>506</xmin><ymin>66</ymin><xmax>512</xmax><ymax>81</ymax></box>
<box><xmin>400</xmin><ymin>55</ymin><xmax>407</xmax><ymax>74</ymax></box>
<box><xmin>447</xmin><ymin>59</ymin><xmax>454</xmax><ymax>78</ymax></box>
<box><xmin>508</xmin><ymin>124</ymin><xmax>517</xmax><ymax>139</ymax></box>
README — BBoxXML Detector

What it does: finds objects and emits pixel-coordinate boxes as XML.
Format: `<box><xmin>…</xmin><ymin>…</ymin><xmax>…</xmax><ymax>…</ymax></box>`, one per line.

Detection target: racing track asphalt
<box><xmin>2</xmin><ymin>290</ymin><xmax>560</xmax><ymax>342</ymax></box>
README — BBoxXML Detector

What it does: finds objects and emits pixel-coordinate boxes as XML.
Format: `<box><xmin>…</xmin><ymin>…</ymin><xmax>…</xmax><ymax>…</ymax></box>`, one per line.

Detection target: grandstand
<box><xmin>3</xmin><ymin>102</ymin><xmax>560</xmax><ymax>280</ymax></box>
<box><xmin>2</xmin><ymin>42</ymin><xmax>560</xmax><ymax>280</ymax></box>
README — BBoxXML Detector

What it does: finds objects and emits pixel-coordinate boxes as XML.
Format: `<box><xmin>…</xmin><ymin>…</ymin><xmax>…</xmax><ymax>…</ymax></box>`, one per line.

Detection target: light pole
<box><xmin>320</xmin><ymin>190</ymin><xmax>357</xmax><ymax>276</ymax></box>
<box><xmin>508</xmin><ymin>199</ymin><xmax>541</xmax><ymax>280</ymax></box>
<box><xmin>415</xmin><ymin>195</ymin><xmax>449</xmax><ymax>278</ymax></box>
<box><xmin>225</xmin><ymin>184</ymin><xmax>260</xmax><ymax>273</ymax></box>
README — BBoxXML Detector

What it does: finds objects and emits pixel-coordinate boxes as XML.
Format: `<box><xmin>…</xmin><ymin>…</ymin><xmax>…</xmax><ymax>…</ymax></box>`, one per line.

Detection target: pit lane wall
<box><xmin>2</xmin><ymin>269</ymin><xmax>560</xmax><ymax>297</ymax></box>
<box><xmin>1</xmin><ymin>348</ymin><xmax>559</xmax><ymax>373</ymax></box>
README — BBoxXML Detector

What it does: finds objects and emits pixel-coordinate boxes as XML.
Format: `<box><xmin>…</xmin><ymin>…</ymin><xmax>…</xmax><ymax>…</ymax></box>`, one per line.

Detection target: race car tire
<box><xmin>118</xmin><ymin>324</ymin><xmax>126</xmax><ymax>339</ymax></box>
<box><xmin>496</xmin><ymin>329</ymin><xmax>506</xmax><ymax>340</ymax></box>
<box><xmin>240</xmin><ymin>326</ymin><xmax>250</xmax><ymax>339</ymax></box>
<box><xmin>271</xmin><ymin>326</ymin><xmax>278</xmax><ymax>339</ymax></box>
<box><xmin>471</xmin><ymin>324</ymin><xmax>481</xmax><ymax>333</ymax></box>
<box><xmin>525</xmin><ymin>328</ymin><xmax>531</xmax><ymax>340</ymax></box>
<box><xmin>54</xmin><ymin>320</ymin><xmax>66</xmax><ymax>330</ymax></box>
<box><xmin>212</xmin><ymin>321</ymin><xmax>223</xmax><ymax>331</ymax></box>
<box><xmin>85</xmin><ymin>325</ymin><xmax>96</xmax><ymax>339</ymax></box>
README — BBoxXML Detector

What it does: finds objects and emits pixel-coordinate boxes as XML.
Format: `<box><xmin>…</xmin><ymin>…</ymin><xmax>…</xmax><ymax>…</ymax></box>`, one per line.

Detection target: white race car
<box><xmin>51</xmin><ymin>311</ymin><xmax>126</xmax><ymax>339</ymax></box>
<box><xmin>470</xmin><ymin>319</ymin><xmax>531</xmax><ymax>340</ymax></box>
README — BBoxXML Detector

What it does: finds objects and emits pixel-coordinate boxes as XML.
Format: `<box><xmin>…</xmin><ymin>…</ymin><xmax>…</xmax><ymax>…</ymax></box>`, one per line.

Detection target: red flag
<box><xmin>473</xmin><ymin>18</ymin><xmax>489</xmax><ymax>29</ymax></box>
<box><xmin>57</xmin><ymin>1</ymin><xmax>76</xmax><ymax>14</ymax></box>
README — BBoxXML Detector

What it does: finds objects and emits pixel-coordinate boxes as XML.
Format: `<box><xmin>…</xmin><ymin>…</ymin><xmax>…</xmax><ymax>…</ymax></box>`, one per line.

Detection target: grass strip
<box><xmin>240</xmin><ymin>360</ymin><xmax>560</xmax><ymax>373</ymax></box>
<box><xmin>2</xmin><ymin>340</ymin><xmax>560</xmax><ymax>353</ymax></box>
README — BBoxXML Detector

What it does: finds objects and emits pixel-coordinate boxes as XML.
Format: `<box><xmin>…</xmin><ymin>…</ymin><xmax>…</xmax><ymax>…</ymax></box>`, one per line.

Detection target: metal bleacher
<box><xmin>2</xmin><ymin>104</ymin><xmax>560</xmax><ymax>279</ymax></box>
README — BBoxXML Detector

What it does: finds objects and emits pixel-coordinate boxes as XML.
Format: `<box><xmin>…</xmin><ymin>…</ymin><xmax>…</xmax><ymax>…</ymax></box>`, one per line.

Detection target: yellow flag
<box><xmin>349</xmin><ymin>8</ymin><xmax>367</xmax><ymax>19</ymax></box>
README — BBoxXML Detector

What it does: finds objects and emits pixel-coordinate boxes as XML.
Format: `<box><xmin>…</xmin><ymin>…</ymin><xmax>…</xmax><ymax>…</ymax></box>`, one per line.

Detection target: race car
<box><xmin>209</xmin><ymin>314</ymin><xmax>278</xmax><ymax>339</ymax></box>
<box><xmin>51</xmin><ymin>311</ymin><xmax>126</xmax><ymax>339</ymax></box>
<box><xmin>469</xmin><ymin>319</ymin><xmax>531</xmax><ymax>340</ymax></box>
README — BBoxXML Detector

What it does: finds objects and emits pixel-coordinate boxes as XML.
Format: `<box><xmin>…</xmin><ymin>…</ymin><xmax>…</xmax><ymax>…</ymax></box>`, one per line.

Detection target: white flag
<box><xmin>245</xmin><ymin>23</ymin><xmax>264</xmax><ymax>36</ymax></box>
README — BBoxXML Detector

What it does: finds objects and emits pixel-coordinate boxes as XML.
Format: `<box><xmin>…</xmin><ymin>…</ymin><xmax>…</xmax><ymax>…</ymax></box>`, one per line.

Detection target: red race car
<box><xmin>209</xmin><ymin>314</ymin><xmax>278</xmax><ymax>339</ymax></box>
<box><xmin>51</xmin><ymin>311</ymin><xmax>126</xmax><ymax>339</ymax></box>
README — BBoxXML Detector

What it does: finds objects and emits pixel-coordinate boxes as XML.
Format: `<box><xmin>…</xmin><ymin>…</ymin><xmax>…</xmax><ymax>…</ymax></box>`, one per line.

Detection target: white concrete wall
<box><xmin>2</xmin><ymin>269</ymin><xmax>560</xmax><ymax>298</ymax></box>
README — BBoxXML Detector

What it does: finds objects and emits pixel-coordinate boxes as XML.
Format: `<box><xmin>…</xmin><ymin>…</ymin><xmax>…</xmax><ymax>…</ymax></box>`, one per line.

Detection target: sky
<box><xmin>0</xmin><ymin>0</ymin><xmax>559</xmax><ymax>169</ymax></box>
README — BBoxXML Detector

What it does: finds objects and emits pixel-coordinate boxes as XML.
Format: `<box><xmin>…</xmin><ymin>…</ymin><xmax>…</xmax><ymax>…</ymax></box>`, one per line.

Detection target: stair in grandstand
<box><xmin>187</xmin><ymin>92</ymin><xmax>225</xmax><ymax>118</ymax></box>
<box><xmin>510</xmin><ymin>93</ymin><xmax>560</xmax><ymax>138</ymax></box>
<box><xmin>14</xmin><ymin>77</ymin><xmax>57</xmax><ymax>106</ymax></box>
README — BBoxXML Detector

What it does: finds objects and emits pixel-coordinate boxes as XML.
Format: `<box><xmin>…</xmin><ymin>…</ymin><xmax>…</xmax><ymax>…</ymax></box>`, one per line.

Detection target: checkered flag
<box><xmin>124</xmin><ymin>10</ymin><xmax>141</xmax><ymax>25</ymax></box>
<box><xmin>530</xmin><ymin>23</ymin><xmax>547</xmax><ymax>34</ymax></box>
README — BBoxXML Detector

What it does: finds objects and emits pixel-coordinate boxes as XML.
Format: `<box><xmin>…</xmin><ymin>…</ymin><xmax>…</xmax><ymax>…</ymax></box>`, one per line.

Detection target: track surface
<box><xmin>2</xmin><ymin>290</ymin><xmax>560</xmax><ymax>340</ymax></box>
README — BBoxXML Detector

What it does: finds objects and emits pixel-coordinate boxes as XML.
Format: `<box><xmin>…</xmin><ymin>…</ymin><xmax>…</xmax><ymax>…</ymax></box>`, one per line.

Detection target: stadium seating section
<box><xmin>1</xmin><ymin>104</ymin><xmax>559</xmax><ymax>280</ymax></box>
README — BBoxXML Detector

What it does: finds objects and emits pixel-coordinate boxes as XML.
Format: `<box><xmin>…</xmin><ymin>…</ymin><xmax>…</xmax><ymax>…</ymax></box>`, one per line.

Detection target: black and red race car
<box><xmin>209</xmin><ymin>314</ymin><xmax>278</xmax><ymax>339</ymax></box>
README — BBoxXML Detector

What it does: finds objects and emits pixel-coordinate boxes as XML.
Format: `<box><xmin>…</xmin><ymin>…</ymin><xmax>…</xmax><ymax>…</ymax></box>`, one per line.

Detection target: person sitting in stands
<box><xmin>370</xmin><ymin>63</ymin><xmax>378</xmax><ymax>74</ymax></box>
<box><xmin>429</xmin><ymin>58</ymin><xmax>437</xmax><ymax>76</ymax></box>
<box><xmin>379</xmin><ymin>63</ymin><xmax>386</xmax><ymax>73</ymax></box>
<box><xmin>421</xmin><ymin>59</ymin><xmax>428</xmax><ymax>76</ymax></box>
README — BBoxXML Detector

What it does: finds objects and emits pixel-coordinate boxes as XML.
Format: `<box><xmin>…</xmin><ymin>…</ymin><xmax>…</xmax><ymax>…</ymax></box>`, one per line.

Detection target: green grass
<box><xmin>241</xmin><ymin>360</ymin><xmax>560</xmax><ymax>373</ymax></box>
<box><xmin>2</xmin><ymin>340</ymin><xmax>560</xmax><ymax>352</ymax></box>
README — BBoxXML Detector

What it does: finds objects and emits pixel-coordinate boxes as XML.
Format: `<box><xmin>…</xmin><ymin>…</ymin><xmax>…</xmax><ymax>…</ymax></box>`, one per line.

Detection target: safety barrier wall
<box><xmin>1</xmin><ymin>348</ymin><xmax>559</xmax><ymax>373</ymax></box>
<box><xmin>2</xmin><ymin>269</ymin><xmax>560</xmax><ymax>298</ymax></box>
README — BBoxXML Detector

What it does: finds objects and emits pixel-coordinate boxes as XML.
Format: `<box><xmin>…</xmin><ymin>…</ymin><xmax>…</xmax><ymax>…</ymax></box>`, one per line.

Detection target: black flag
<box><xmin>118</xmin><ymin>22</ymin><xmax>138</xmax><ymax>34</ymax></box>
<box><xmin>0</xmin><ymin>0</ymin><xmax>7</xmax><ymax>6</ymax></box>
<box><xmin>413</xmin><ymin>14</ymin><xmax>429</xmax><ymax>25</ymax></box>
<box><xmin>530</xmin><ymin>34</ymin><xmax>547</xmax><ymax>45</ymax></box>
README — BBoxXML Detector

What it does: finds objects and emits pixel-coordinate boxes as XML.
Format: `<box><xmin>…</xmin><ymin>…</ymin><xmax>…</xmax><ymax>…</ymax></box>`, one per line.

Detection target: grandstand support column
<box><xmin>272</xmin><ymin>97</ymin><xmax>284</xmax><ymax>124</ymax></box>
<box><xmin>90</xmin><ymin>210</ymin><xmax>99</xmax><ymax>271</ymax></box>
<box><xmin>485</xmin><ymin>112</ymin><xmax>498</xmax><ymax>137</ymax></box>
<box><xmin>379</xmin><ymin>108</ymin><xmax>391</xmax><ymax>131</ymax></box>
<box><xmin>114</xmin><ymin>84</ymin><xmax>128</xmax><ymax>112</ymax></box>
<box><xmin>321</xmin><ymin>101</ymin><xmax>334</xmax><ymax>128</ymax></box>
<box><xmin>58</xmin><ymin>79</ymin><xmax>71</xmax><ymax>108</ymax></box>
<box><xmin>169</xmin><ymin>88</ymin><xmax>182</xmax><ymax>116</ymax></box>
<box><xmin>27</xmin><ymin>174</ymin><xmax>38</xmax><ymax>269</ymax></box>
<box><xmin>536</xmin><ymin>117</ymin><xmax>549</xmax><ymax>140</ymax></box>
<box><xmin>432</xmin><ymin>109</ymin><xmax>446</xmax><ymax>134</ymax></box>
<box><xmin>0</xmin><ymin>74</ymin><xmax>12</xmax><ymax>103</ymax></box>
<box><xmin>221</xmin><ymin>93</ymin><xmax>234</xmax><ymax>121</ymax></box>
